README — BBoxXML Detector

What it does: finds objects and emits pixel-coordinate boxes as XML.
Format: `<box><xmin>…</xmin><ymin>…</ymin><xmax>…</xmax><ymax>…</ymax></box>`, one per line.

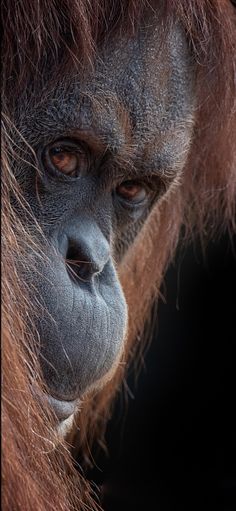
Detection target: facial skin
<box><xmin>12</xmin><ymin>15</ymin><xmax>196</xmax><ymax>424</ymax></box>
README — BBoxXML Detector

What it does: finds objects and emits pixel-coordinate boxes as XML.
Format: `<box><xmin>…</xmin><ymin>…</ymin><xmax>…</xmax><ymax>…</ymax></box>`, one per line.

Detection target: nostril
<box><xmin>65</xmin><ymin>245</ymin><xmax>99</xmax><ymax>283</ymax></box>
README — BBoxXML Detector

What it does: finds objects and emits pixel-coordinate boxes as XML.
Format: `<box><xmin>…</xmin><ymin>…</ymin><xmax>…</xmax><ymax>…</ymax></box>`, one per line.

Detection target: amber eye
<box><xmin>43</xmin><ymin>141</ymin><xmax>89</xmax><ymax>177</ymax></box>
<box><xmin>50</xmin><ymin>148</ymin><xmax>77</xmax><ymax>175</ymax></box>
<box><xmin>116</xmin><ymin>180</ymin><xmax>147</xmax><ymax>204</ymax></box>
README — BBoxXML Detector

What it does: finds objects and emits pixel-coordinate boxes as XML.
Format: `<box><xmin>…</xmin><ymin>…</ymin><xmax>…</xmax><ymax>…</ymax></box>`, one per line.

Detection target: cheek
<box><xmin>30</xmin><ymin>254</ymin><xmax>127</xmax><ymax>400</ymax></box>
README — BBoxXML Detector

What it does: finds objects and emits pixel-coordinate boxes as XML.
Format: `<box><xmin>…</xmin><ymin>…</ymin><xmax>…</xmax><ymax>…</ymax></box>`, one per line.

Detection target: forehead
<box><xmin>17</xmin><ymin>16</ymin><xmax>195</xmax><ymax>174</ymax></box>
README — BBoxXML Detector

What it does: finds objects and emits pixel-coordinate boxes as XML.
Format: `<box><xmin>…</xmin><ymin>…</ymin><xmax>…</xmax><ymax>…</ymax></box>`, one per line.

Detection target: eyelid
<box><xmin>121</xmin><ymin>179</ymin><xmax>154</xmax><ymax>195</ymax></box>
<box><xmin>51</xmin><ymin>145</ymin><xmax>83</xmax><ymax>154</ymax></box>
<box><xmin>49</xmin><ymin>140</ymin><xmax>87</xmax><ymax>155</ymax></box>
<box><xmin>115</xmin><ymin>184</ymin><xmax>152</xmax><ymax>209</ymax></box>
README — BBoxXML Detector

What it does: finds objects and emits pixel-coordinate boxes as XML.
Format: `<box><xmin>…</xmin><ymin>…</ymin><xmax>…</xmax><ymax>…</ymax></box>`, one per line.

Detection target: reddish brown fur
<box><xmin>2</xmin><ymin>1</ymin><xmax>236</xmax><ymax>509</ymax></box>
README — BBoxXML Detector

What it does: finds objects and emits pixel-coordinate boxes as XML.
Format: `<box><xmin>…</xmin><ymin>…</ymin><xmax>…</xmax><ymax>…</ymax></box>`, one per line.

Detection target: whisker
<box><xmin>65</xmin><ymin>261</ymin><xmax>91</xmax><ymax>283</ymax></box>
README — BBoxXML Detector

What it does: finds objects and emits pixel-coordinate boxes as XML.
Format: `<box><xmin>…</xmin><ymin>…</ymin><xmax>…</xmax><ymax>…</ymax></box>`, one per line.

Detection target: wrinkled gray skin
<box><xmin>13</xmin><ymin>16</ymin><xmax>196</xmax><ymax>422</ymax></box>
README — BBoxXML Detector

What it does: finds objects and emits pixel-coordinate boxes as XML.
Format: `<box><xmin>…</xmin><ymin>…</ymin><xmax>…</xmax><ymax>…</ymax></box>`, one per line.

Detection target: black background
<box><xmin>87</xmin><ymin>234</ymin><xmax>236</xmax><ymax>511</ymax></box>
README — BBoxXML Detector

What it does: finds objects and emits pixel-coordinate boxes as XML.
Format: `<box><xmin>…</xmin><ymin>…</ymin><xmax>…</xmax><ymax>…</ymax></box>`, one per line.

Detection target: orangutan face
<box><xmin>13</xmin><ymin>15</ymin><xmax>195</xmax><ymax>427</ymax></box>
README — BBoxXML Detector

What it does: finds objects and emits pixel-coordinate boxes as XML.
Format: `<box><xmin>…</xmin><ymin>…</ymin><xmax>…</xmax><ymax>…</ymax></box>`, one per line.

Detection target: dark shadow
<box><xmin>85</xmin><ymin>234</ymin><xmax>236</xmax><ymax>511</ymax></box>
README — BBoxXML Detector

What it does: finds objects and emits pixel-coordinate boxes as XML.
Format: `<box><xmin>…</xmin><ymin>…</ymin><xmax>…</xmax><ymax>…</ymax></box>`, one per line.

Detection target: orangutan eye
<box><xmin>116</xmin><ymin>180</ymin><xmax>148</xmax><ymax>204</ymax></box>
<box><xmin>43</xmin><ymin>141</ymin><xmax>89</xmax><ymax>177</ymax></box>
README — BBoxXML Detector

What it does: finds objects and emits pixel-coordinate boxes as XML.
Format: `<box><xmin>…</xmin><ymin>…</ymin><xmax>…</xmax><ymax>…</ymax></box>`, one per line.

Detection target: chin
<box><xmin>57</xmin><ymin>414</ymin><xmax>76</xmax><ymax>439</ymax></box>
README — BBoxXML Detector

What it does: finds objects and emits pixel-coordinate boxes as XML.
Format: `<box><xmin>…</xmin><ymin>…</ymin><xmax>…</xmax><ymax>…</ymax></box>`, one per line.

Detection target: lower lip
<box><xmin>47</xmin><ymin>395</ymin><xmax>80</xmax><ymax>421</ymax></box>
